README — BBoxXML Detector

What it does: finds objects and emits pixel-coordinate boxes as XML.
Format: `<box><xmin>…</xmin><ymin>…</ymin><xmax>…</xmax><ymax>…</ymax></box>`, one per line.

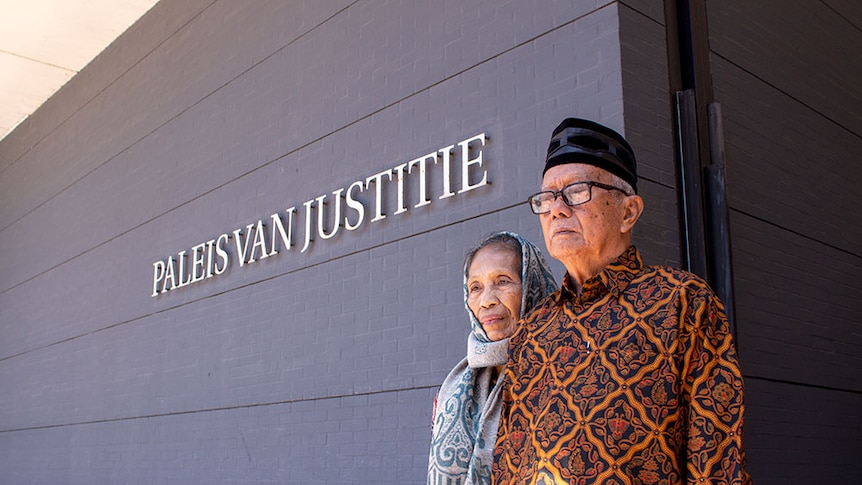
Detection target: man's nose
<box><xmin>547</xmin><ymin>192</ymin><xmax>572</xmax><ymax>217</ymax></box>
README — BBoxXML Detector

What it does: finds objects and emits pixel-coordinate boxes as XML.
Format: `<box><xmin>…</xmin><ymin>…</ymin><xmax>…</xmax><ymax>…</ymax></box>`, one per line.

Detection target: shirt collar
<box><xmin>558</xmin><ymin>245</ymin><xmax>643</xmax><ymax>302</ymax></box>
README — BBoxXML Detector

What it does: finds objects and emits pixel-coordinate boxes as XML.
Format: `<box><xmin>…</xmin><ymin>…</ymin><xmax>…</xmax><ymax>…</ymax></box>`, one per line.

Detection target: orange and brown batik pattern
<box><xmin>492</xmin><ymin>246</ymin><xmax>751</xmax><ymax>485</ymax></box>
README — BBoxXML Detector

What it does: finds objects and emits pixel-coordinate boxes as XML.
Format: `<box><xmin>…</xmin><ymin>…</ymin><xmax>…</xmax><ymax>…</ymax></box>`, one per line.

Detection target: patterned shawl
<box><xmin>428</xmin><ymin>232</ymin><xmax>557</xmax><ymax>485</ymax></box>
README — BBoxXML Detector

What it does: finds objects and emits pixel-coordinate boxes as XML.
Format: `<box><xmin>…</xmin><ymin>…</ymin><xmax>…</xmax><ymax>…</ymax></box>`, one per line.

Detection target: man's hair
<box><xmin>464</xmin><ymin>233</ymin><xmax>522</xmax><ymax>278</ymax></box>
<box><xmin>607</xmin><ymin>172</ymin><xmax>634</xmax><ymax>198</ymax></box>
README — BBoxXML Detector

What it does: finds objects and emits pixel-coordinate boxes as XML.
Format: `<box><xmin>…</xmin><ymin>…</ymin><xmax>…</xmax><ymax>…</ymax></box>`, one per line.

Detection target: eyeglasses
<box><xmin>527</xmin><ymin>181</ymin><xmax>628</xmax><ymax>214</ymax></box>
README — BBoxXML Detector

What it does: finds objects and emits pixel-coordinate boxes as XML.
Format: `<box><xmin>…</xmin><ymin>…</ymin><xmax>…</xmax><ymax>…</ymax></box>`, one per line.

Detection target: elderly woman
<box><xmin>428</xmin><ymin>231</ymin><xmax>557</xmax><ymax>485</ymax></box>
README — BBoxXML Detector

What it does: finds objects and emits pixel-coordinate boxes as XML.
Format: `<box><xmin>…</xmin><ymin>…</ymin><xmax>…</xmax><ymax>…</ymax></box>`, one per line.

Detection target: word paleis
<box><xmin>151</xmin><ymin>133</ymin><xmax>489</xmax><ymax>297</ymax></box>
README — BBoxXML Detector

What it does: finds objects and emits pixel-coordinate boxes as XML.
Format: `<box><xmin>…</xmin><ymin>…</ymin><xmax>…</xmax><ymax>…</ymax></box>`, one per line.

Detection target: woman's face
<box><xmin>466</xmin><ymin>245</ymin><xmax>522</xmax><ymax>341</ymax></box>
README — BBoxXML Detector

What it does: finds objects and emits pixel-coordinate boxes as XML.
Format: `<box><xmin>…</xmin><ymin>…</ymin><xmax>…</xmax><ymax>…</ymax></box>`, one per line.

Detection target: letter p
<box><xmin>152</xmin><ymin>260</ymin><xmax>166</xmax><ymax>297</ymax></box>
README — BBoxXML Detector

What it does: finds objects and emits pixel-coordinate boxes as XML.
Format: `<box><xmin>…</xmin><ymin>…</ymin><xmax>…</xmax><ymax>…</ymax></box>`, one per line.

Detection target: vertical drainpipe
<box><xmin>704</xmin><ymin>104</ymin><xmax>736</xmax><ymax>336</ymax></box>
<box><xmin>665</xmin><ymin>0</ymin><xmax>737</xmax><ymax>336</ymax></box>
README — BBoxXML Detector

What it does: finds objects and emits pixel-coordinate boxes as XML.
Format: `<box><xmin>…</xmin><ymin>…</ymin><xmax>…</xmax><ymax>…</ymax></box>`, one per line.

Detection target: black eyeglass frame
<box><xmin>527</xmin><ymin>181</ymin><xmax>629</xmax><ymax>214</ymax></box>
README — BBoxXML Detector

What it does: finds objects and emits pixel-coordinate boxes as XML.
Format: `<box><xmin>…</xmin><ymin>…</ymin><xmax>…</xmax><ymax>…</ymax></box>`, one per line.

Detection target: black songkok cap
<box><xmin>544</xmin><ymin>118</ymin><xmax>638</xmax><ymax>193</ymax></box>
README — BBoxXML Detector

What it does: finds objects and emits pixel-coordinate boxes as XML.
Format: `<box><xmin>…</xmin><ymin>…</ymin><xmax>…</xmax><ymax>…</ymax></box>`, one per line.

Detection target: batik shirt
<box><xmin>492</xmin><ymin>246</ymin><xmax>751</xmax><ymax>484</ymax></box>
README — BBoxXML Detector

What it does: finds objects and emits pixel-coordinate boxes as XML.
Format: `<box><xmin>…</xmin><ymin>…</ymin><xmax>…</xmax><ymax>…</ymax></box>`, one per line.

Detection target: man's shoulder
<box><xmin>637</xmin><ymin>263</ymin><xmax>713</xmax><ymax>291</ymax></box>
<box><xmin>612</xmin><ymin>246</ymin><xmax>711</xmax><ymax>294</ymax></box>
<box><xmin>632</xmin><ymin>263</ymin><xmax>724</xmax><ymax>317</ymax></box>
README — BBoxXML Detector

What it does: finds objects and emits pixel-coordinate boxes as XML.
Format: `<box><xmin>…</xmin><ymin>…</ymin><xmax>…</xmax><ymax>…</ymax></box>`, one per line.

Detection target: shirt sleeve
<box><xmin>682</xmin><ymin>283</ymin><xmax>752</xmax><ymax>484</ymax></box>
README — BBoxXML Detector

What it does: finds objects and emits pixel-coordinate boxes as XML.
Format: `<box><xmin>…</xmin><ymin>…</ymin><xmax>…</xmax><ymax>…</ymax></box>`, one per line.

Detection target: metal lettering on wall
<box><xmin>151</xmin><ymin>133</ymin><xmax>489</xmax><ymax>297</ymax></box>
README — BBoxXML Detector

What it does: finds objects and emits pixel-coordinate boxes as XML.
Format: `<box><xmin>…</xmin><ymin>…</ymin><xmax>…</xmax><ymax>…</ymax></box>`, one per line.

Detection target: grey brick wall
<box><xmin>1</xmin><ymin>1</ymin><xmax>682</xmax><ymax>483</ymax></box>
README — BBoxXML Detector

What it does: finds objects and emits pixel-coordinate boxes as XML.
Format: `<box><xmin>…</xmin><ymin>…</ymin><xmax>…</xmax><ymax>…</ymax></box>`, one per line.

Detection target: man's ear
<box><xmin>620</xmin><ymin>195</ymin><xmax>644</xmax><ymax>234</ymax></box>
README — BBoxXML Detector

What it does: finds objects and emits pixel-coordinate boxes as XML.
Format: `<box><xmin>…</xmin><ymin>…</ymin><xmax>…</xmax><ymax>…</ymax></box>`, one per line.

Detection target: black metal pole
<box><xmin>674</xmin><ymin>89</ymin><xmax>709</xmax><ymax>280</ymax></box>
<box><xmin>704</xmin><ymin>103</ymin><xmax>737</xmax><ymax>337</ymax></box>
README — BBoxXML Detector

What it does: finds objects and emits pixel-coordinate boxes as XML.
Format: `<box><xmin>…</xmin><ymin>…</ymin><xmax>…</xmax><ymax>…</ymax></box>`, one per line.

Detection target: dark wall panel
<box><xmin>732</xmin><ymin>212</ymin><xmax>862</xmax><ymax>390</ymax></box>
<box><xmin>707</xmin><ymin>0</ymin><xmax>862</xmax><ymax>481</ymax></box>
<box><xmin>708</xmin><ymin>0</ymin><xmax>862</xmax><ymax>134</ymax></box>
<box><xmin>713</xmin><ymin>57</ymin><xmax>862</xmax><ymax>256</ymax></box>
<box><xmin>620</xmin><ymin>0</ymin><xmax>665</xmax><ymax>24</ymax></box>
<box><xmin>744</xmin><ymin>378</ymin><xmax>862</xmax><ymax>484</ymax></box>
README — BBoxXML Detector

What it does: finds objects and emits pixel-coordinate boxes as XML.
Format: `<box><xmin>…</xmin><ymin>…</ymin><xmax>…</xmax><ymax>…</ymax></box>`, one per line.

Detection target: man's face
<box><xmin>539</xmin><ymin>163</ymin><xmax>629</xmax><ymax>278</ymax></box>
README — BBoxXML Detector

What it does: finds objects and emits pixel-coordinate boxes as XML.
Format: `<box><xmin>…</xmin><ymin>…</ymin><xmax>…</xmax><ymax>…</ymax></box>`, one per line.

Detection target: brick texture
<box><xmin>0</xmin><ymin>1</ymin><xmax>679</xmax><ymax>483</ymax></box>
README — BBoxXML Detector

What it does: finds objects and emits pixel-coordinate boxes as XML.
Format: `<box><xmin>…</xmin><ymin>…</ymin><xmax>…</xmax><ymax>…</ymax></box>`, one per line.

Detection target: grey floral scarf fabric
<box><xmin>428</xmin><ymin>232</ymin><xmax>557</xmax><ymax>485</ymax></box>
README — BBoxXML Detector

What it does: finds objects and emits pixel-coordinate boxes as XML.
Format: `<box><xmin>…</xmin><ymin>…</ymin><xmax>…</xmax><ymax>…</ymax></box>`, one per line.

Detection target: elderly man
<box><xmin>492</xmin><ymin>118</ymin><xmax>751</xmax><ymax>484</ymax></box>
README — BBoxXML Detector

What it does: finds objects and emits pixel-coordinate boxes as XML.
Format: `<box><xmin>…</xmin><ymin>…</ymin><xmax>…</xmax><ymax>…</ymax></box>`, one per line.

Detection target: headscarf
<box><xmin>428</xmin><ymin>232</ymin><xmax>557</xmax><ymax>485</ymax></box>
